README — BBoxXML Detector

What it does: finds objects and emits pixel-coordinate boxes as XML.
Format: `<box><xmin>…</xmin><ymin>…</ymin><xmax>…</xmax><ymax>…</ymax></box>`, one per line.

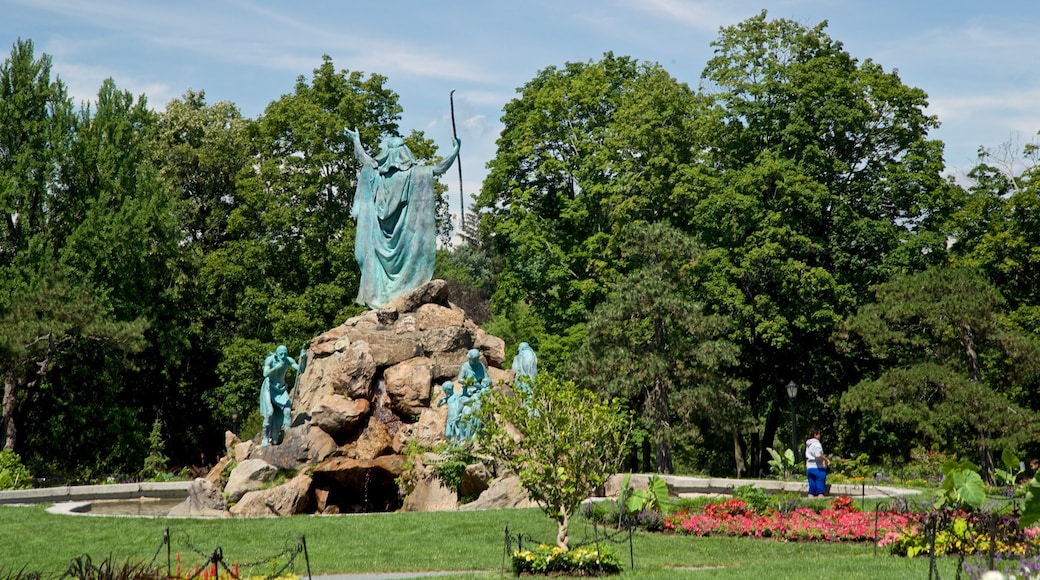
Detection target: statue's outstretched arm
<box><xmin>433</xmin><ymin>137</ymin><xmax>461</xmax><ymax>175</ymax></box>
<box><xmin>346</xmin><ymin>127</ymin><xmax>374</xmax><ymax>166</ymax></box>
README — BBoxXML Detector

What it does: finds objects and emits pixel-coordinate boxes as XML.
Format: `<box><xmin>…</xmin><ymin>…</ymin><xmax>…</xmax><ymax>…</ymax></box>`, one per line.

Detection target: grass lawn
<box><xmin>0</xmin><ymin>503</ymin><xmax>962</xmax><ymax>579</ymax></box>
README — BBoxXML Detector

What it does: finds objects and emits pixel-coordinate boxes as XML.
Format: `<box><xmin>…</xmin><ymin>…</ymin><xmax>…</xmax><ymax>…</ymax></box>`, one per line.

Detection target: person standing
<box><xmin>805</xmin><ymin>427</ymin><xmax>829</xmax><ymax>498</ymax></box>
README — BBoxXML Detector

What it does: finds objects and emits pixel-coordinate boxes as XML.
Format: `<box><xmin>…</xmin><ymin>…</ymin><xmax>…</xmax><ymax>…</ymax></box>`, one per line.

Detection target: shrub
<box><xmin>511</xmin><ymin>544</ymin><xmax>621</xmax><ymax>576</ymax></box>
<box><xmin>0</xmin><ymin>450</ymin><xmax>32</xmax><ymax>490</ymax></box>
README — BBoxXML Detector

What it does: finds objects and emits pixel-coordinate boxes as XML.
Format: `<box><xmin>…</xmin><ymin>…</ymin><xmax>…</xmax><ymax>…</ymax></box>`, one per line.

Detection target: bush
<box><xmin>0</xmin><ymin>450</ymin><xmax>32</xmax><ymax>490</ymax></box>
<box><xmin>511</xmin><ymin>544</ymin><xmax>622</xmax><ymax>576</ymax></box>
<box><xmin>732</xmin><ymin>484</ymin><xmax>770</xmax><ymax>512</ymax></box>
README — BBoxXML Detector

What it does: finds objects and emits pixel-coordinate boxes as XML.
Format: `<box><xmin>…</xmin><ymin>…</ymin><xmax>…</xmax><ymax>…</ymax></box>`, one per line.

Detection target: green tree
<box><xmin>949</xmin><ymin>137</ymin><xmax>1040</xmax><ymax>335</ymax></box>
<box><xmin>155</xmin><ymin>89</ymin><xmax>248</xmax><ymax>253</ymax></box>
<box><xmin>575</xmin><ymin>222</ymin><xmax>743</xmax><ymax>474</ymax></box>
<box><xmin>478</xmin><ymin>374</ymin><xmax>632</xmax><ymax>549</ymax></box>
<box><xmin>839</xmin><ymin>266</ymin><xmax>1040</xmax><ymax>479</ymax></box>
<box><xmin>477</xmin><ymin>52</ymin><xmax>703</xmax><ymax>369</ymax></box>
<box><xmin>679</xmin><ymin>12</ymin><xmax>956</xmax><ymax>472</ymax></box>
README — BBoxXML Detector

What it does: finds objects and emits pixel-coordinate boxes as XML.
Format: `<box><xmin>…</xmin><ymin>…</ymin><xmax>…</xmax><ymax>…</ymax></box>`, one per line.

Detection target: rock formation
<box><xmin>201</xmin><ymin>279</ymin><xmax>531</xmax><ymax>517</ymax></box>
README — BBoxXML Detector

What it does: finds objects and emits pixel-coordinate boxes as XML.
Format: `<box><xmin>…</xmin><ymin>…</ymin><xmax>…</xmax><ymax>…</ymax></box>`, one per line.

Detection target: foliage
<box><xmin>994</xmin><ymin>448</ymin><xmax>1026</xmax><ymax>490</ymax></box>
<box><xmin>511</xmin><ymin>544</ymin><xmax>622</xmax><ymax>576</ymax></box>
<box><xmin>620</xmin><ymin>473</ymin><xmax>672</xmax><ymax>515</ymax></box>
<box><xmin>766</xmin><ymin>447</ymin><xmax>797</xmax><ymax>480</ymax></box>
<box><xmin>0</xmin><ymin>450</ymin><xmax>31</xmax><ymax>490</ymax></box>
<box><xmin>935</xmin><ymin>459</ymin><xmax>986</xmax><ymax>510</ymax></box>
<box><xmin>575</xmin><ymin>222</ymin><xmax>743</xmax><ymax>474</ymax></box>
<box><xmin>139</xmin><ymin>419</ymin><xmax>169</xmax><ymax>480</ymax></box>
<box><xmin>431</xmin><ymin>448</ymin><xmax>478</xmax><ymax>495</ymax></box>
<box><xmin>477</xmin><ymin>51</ymin><xmax>702</xmax><ymax>338</ymax></box>
<box><xmin>732</xmin><ymin>484</ymin><xmax>771</xmax><ymax>513</ymax></box>
<box><xmin>477</xmin><ymin>373</ymin><xmax>632</xmax><ymax>549</ymax></box>
<box><xmin>1021</xmin><ymin>476</ymin><xmax>1040</xmax><ymax>528</ymax></box>
<box><xmin>839</xmin><ymin>266</ymin><xmax>1040</xmax><ymax>474</ymax></box>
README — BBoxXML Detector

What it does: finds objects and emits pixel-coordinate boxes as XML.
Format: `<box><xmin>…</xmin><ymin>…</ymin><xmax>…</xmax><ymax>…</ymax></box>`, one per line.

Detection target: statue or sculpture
<box><xmin>346</xmin><ymin>128</ymin><xmax>461</xmax><ymax>309</ymax></box>
<box><xmin>259</xmin><ymin>345</ymin><xmax>304</xmax><ymax>446</ymax></box>
<box><xmin>511</xmin><ymin>342</ymin><xmax>538</xmax><ymax>400</ymax></box>
<box><xmin>457</xmin><ymin>349</ymin><xmax>492</xmax><ymax>439</ymax></box>
<box><xmin>458</xmin><ymin>348</ymin><xmax>492</xmax><ymax>394</ymax></box>
<box><xmin>437</xmin><ymin>381</ymin><xmax>473</xmax><ymax>445</ymax></box>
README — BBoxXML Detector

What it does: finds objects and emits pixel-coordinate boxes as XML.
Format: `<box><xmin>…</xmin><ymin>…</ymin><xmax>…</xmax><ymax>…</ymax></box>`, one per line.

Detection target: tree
<box><xmin>476</xmin><ymin>52</ymin><xmax>703</xmax><ymax>370</ymax></box>
<box><xmin>839</xmin><ymin>266</ymin><xmax>1040</xmax><ymax>480</ymax></box>
<box><xmin>678</xmin><ymin>12</ymin><xmax>956</xmax><ymax>472</ymax></box>
<box><xmin>0</xmin><ymin>41</ymin><xmax>154</xmax><ymax>457</ymax></box>
<box><xmin>478</xmin><ymin>374</ymin><xmax>632</xmax><ymax>549</ymax></box>
<box><xmin>154</xmin><ymin>89</ymin><xmax>248</xmax><ymax>253</ymax></box>
<box><xmin>0</xmin><ymin>264</ymin><xmax>147</xmax><ymax>452</ymax></box>
<box><xmin>950</xmin><ymin>136</ymin><xmax>1040</xmax><ymax>335</ymax></box>
<box><xmin>575</xmin><ymin>222</ymin><xmax>744</xmax><ymax>474</ymax></box>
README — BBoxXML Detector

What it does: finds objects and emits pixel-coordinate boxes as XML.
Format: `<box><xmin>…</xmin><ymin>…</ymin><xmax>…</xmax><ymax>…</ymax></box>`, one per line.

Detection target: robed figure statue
<box><xmin>346</xmin><ymin>128</ymin><xmax>460</xmax><ymax>309</ymax></box>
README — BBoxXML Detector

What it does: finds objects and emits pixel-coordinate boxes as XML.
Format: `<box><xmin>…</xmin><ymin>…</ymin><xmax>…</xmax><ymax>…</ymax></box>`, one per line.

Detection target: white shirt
<box><xmin>805</xmin><ymin>437</ymin><xmax>825</xmax><ymax>469</ymax></box>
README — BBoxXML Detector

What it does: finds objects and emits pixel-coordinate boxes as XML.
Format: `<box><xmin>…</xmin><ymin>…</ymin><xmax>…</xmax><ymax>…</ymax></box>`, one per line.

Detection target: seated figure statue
<box><xmin>457</xmin><ymin>349</ymin><xmax>492</xmax><ymax>439</ymax></box>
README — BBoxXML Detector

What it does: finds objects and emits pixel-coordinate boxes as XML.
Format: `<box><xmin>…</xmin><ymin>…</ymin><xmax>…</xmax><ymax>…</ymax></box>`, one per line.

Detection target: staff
<box><xmin>450</xmin><ymin>90</ymin><xmax>465</xmax><ymax>237</ymax></box>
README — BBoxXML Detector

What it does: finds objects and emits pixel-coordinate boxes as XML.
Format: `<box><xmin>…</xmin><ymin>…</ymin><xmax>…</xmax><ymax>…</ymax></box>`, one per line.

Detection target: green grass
<box><xmin>0</xmin><ymin>504</ymin><xmax>962</xmax><ymax>579</ymax></box>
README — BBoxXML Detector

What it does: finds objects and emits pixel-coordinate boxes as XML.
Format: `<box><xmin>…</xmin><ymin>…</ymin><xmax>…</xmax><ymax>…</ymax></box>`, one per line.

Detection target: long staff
<box><xmin>450</xmin><ymin>90</ymin><xmax>465</xmax><ymax>237</ymax></box>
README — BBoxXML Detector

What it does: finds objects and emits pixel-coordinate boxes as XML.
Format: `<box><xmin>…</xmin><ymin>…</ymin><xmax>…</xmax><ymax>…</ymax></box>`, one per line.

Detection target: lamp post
<box><xmin>785</xmin><ymin>381</ymin><xmax>798</xmax><ymax>453</ymax></box>
<box><xmin>230</xmin><ymin>408</ymin><xmax>239</xmax><ymax>436</ymax></box>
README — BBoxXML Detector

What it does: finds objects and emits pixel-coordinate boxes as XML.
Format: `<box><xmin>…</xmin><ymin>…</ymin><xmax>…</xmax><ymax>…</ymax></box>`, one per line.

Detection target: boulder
<box><xmin>204</xmin><ymin>455</ymin><xmax>232</xmax><ymax>487</ymax></box>
<box><xmin>401</xmin><ymin>461</ymin><xmax>458</xmax><ymax>512</ymax></box>
<box><xmin>225</xmin><ymin>459</ymin><xmax>278</xmax><ymax>504</ymax></box>
<box><xmin>310</xmin><ymin>395</ymin><xmax>370</xmax><ymax>434</ymax></box>
<box><xmin>350</xmin><ymin>415</ymin><xmax>394</xmax><ymax>460</ymax></box>
<box><xmin>168</xmin><ymin>478</ymin><xmax>230</xmax><ymax>518</ymax></box>
<box><xmin>460</xmin><ymin>462</ymin><xmax>493</xmax><ymax>500</ymax></box>
<box><xmin>384</xmin><ymin>279</ymin><xmax>449</xmax><ymax>313</ymax></box>
<box><xmin>294</xmin><ymin>342</ymin><xmax>377</xmax><ymax>414</ymax></box>
<box><xmin>230</xmin><ymin>473</ymin><xmax>312</xmax><ymax>517</ymax></box>
<box><xmin>251</xmin><ymin>424</ymin><xmax>338</xmax><ymax>471</ymax></box>
<box><xmin>234</xmin><ymin>440</ymin><xmax>255</xmax><ymax>463</ymax></box>
<box><xmin>417</xmin><ymin>303</ymin><xmax>465</xmax><ymax>330</ymax></box>
<box><xmin>392</xmin><ymin>404</ymin><xmax>447</xmax><ymax>451</ymax></box>
<box><xmin>459</xmin><ymin>474</ymin><xmax>534</xmax><ymax>511</ymax></box>
<box><xmin>383</xmin><ymin>358</ymin><xmax>434</xmax><ymax>416</ymax></box>
<box><xmin>419</xmin><ymin>326</ymin><xmax>473</xmax><ymax>354</ymax></box>
<box><xmin>471</xmin><ymin>326</ymin><xmax>506</xmax><ymax>368</ymax></box>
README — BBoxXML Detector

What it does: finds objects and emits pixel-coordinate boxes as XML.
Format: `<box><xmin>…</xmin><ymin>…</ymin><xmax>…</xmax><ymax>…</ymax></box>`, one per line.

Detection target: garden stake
<box><xmin>301</xmin><ymin>535</ymin><xmax>312</xmax><ymax>580</ymax></box>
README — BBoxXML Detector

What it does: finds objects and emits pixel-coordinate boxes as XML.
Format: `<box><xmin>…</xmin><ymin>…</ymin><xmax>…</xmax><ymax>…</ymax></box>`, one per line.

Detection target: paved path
<box><xmin>313</xmin><ymin>573</ymin><xmax>486</xmax><ymax>579</ymax></box>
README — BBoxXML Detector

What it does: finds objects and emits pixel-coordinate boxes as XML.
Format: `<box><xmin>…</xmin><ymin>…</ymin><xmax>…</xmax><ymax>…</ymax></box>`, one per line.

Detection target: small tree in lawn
<box><xmin>478</xmin><ymin>373</ymin><xmax>633</xmax><ymax>550</ymax></box>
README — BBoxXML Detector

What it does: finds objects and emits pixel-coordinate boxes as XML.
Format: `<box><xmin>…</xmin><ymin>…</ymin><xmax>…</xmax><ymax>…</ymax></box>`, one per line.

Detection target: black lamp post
<box><xmin>785</xmin><ymin>381</ymin><xmax>798</xmax><ymax>453</ymax></box>
<box><xmin>230</xmin><ymin>408</ymin><xmax>239</xmax><ymax>436</ymax></box>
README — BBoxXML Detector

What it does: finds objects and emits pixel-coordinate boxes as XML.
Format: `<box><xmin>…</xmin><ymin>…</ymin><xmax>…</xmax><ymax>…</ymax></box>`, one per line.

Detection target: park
<box><xmin>2</xmin><ymin>9</ymin><xmax>1040</xmax><ymax>580</ymax></box>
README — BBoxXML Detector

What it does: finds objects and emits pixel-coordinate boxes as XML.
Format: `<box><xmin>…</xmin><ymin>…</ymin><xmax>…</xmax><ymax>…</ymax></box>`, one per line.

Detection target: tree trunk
<box><xmin>962</xmin><ymin>323</ymin><xmax>995</xmax><ymax>483</ymax></box>
<box><xmin>733</xmin><ymin>430</ymin><xmax>745</xmax><ymax>478</ymax></box>
<box><xmin>2</xmin><ymin>373</ymin><xmax>18</xmax><ymax>451</ymax></box>
<box><xmin>757</xmin><ymin>411</ymin><xmax>779</xmax><ymax>475</ymax></box>
<box><xmin>556</xmin><ymin>509</ymin><xmax>570</xmax><ymax>550</ymax></box>
<box><xmin>652</xmin><ymin>376</ymin><xmax>673</xmax><ymax>474</ymax></box>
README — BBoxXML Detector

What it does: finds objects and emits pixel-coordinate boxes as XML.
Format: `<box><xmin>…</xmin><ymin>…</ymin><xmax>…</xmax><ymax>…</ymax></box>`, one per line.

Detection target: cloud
<box><xmin>626</xmin><ymin>0</ymin><xmax>756</xmax><ymax>33</ymax></box>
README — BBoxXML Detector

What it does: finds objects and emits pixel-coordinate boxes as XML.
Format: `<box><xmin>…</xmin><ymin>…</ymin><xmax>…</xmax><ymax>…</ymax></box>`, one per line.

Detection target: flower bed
<box><xmin>511</xmin><ymin>544</ymin><xmax>622</xmax><ymax>577</ymax></box>
<box><xmin>665</xmin><ymin>496</ymin><xmax>917</xmax><ymax>543</ymax></box>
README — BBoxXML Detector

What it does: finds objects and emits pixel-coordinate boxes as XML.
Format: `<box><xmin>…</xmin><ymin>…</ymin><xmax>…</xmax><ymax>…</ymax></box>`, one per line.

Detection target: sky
<box><xmin>4</xmin><ymin>0</ymin><xmax>1040</xmax><ymax>233</ymax></box>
